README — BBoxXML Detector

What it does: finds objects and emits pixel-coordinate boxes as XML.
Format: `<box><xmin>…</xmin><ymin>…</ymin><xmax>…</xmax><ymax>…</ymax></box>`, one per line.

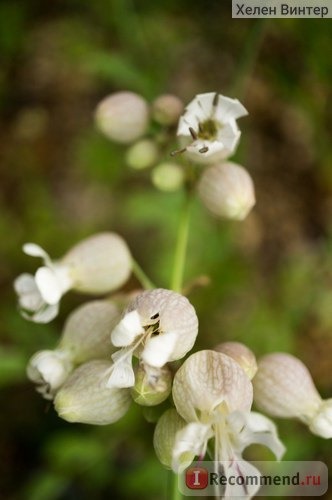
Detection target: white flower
<box><xmin>95</xmin><ymin>91</ymin><xmax>149</xmax><ymax>144</ymax></box>
<box><xmin>54</xmin><ymin>360</ymin><xmax>131</xmax><ymax>425</ymax></box>
<box><xmin>14</xmin><ymin>233</ymin><xmax>132</xmax><ymax>323</ymax></box>
<box><xmin>198</xmin><ymin>162</ymin><xmax>256</xmax><ymax>220</ymax></box>
<box><xmin>176</xmin><ymin>92</ymin><xmax>248</xmax><ymax>164</ymax></box>
<box><xmin>253</xmin><ymin>352</ymin><xmax>332</xmax><ymax>439</ymax></box>
<box><xmin>159</xmin><ymin>350</ymin><xmax>285</xmax><ymax>499</ymax></box>
<box><xmin>27</xmin><ymin>349</ymin><xmax>73</xmax><ymax>400</ymax></box>
<box><xmin>106</xmin><ymin>289</ymin><xmax>198</xmax><ymax>389</ymax></box>
<box><xmin>14</xmin><ymin>244</ymin><xmax>72</xmax><ymax>323</ymax></box>
<box><xmin>27</xmin><ymin>300</ymin><xmax>121</xmax><ymax>400</ymax></box>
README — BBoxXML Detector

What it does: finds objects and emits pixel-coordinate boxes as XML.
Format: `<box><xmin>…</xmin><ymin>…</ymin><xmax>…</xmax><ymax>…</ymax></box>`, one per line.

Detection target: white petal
<box><xmin>217</xmin><ymin>121</ymin><xmax>241</xmax><ymax>151</ymax></box>
<box><xmin>27</xmin><ymin>349</ymin><xmax>73</xmax><ymax>397</ymax></box>
<box><xmin>141</xmin><ymin>332</ymin><xmax>177</xmax><ymax>367</ymax></box>
<box><xmin>23</xmin><ymin>243</ymin><xmax>52</xmax><ymax>265</ymax></box>
<box><xmin>186</xmin><ymin>92</ymin><xmax>215</xmax><ymax>117</ymax></box>
<box><xmin>14</xmin><ymin>274</ymin><xmax>44</xmax><ymax>311</ymax></box>
<box><xmin>111</xmin><ymin>310</ymin><xmax>144</xmax><ymax>347</ymax></box>
<box><xmin>106</xmin><ymin>350</ymin><xmax>135</xmax><ymax>388</ymax></box>
<box><xmin>172</xmin><ymin>422</ymin><xmax>211</xmax><ymax>473</ymax></box>
<box><xmin>22</xmin><ymin>303</ymin><xmax>59</xmax><ymax>323</ymax></box>
<box><xmin>221</xmin><ymin>459</ymin><xmax>262</xmax><ymax>499</ymax></box>
<box><xmin>14</xmin><ymin>273</ymin><xmax>37</xmax><ymax>294</ymax></box>
<box><xmin>35</xmin><ymin>267</ymin><xmax>63</xmax><ymax>305</ymax></box>
<box><xmin>214</xmin><ymin>95</ymin><xmax>248</xmax><ymax>122</ymax></box>
<box><xmin>177</xmin><ymin>115</ymin><xmax>199</xmax><ymax>137</ymax></box>
<box><xmin>228</xmin><ymin>411</ymin><xmax>286</xmax><ymax>461</ymax></box>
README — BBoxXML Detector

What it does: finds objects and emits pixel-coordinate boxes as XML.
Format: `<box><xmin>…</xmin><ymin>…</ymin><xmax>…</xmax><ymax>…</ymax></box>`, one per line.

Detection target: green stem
<box><xmin>168</xmin><ymin>471</ymin><xmax>182</xmax><ymax>500</ymax></box>
<box><xmin>131</xmin><ymin>258</ymin><xmax>155</xmax><ymax>289</ymax></box>
<box><xmin>170</xmin><ymin>191</ymin><xmax>193</xmax><ymax>292</ymax></box>
<box><xmin>230</xmin><ymin>18</ymin><xmax>269</xmax><ymax>99</ymax></box>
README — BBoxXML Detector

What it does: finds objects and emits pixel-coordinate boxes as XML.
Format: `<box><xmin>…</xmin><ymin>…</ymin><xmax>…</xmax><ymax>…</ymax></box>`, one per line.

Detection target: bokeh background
<box><xmin>0</xmin><ymin>1</ymin><xmax>331</xmax><ymax>499</ymax></box>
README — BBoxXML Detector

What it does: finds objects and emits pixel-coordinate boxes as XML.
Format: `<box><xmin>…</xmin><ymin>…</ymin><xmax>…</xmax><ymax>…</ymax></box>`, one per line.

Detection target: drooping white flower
<box><xmin>253</xmin><ymin>352</ymin><xmax>332</xmax><ymax>439</ymax></box>
<box><xmin>27</xmin><ymin>349</ymin><xmax>73</xmax><ymax>400</ymax></box>
<box><xmin>27</xmin><ymin>300</ymin><xmax>121</xmax><ymax>399</ymax></box>
<box><xmin>106</xmin><ymin>289</ymin><xmax>198</xmax><ymax>389</ymax></box>
<box><xmin>161</xmin><ymin>350</ymin><xmax>285</xmax><ymax>499</ymax></box>
<box><xmin>198</xmin><ymin>162</ymin><xmax>256</xmax><ymax>220</ymax></box>
<box><xmin>14</xmin><ymin>233</ymin><xmax>132</xmax><ymax>323</ymax></box>
<box><xmin>54</xmin><ymin>360</ymin><xmax>131</xmax><ymax>425</ymax></box>
<box><xmin>176</xmin><ymin>92</ymin><xmax>248</xmax><ymax>164</ymax></box>
<box><xmin>95</xmin><ymin>91</ymin><xmax>149</xmax><ymax>144</ymax></box>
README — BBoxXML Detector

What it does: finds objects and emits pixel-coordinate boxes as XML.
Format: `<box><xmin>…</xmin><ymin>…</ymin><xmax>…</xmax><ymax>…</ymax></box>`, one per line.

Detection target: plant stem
<box><xmin>170</xmin><ymin>191</ymin><xmax>193</xmax><ymax>292</ymax></box>
<box><xmin>230</xmin><ymin>18</ymin><xmax>269</xmax><ymax>99</ymax></box>
<box><xmin>131</xmin><ymin>258</ymin><xmax>155</xmax><ymax>289</ymax></box>
<box><xmin>168</xmin><ymin>471</ymin><xmax>182</xmax><ymax>500</ymax></box>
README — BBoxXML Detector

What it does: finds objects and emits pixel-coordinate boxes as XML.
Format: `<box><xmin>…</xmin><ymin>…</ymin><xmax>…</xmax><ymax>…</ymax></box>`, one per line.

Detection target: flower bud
<box><xmin>153</xmin><ymin>409</ymin><xmax>187</xmax><ymax>469</ymax></box>
<box><xmin>125</xmin><ymin>139</ymin><xmax>159</xmax><ymax>170</ymax></box>
<box><xmin>151</xmin><ymin>163</ymin><xmax>184</xmax><ymax>192</ymax></box>
<box><xmin>198</xmin><ymin>162</ymin><xmax>255</xmax><ymax>220</ymax></box>
<box><xmin>27</xmin><ymin>349</ymin><xmax>73</xmax><ymax>399</ymax></box>
<box><xmin>95</xmin><ymin>91</ymin><xmax>149</xmax><ymax>144</ymax></box>
<box><xmin>253</xmin><ymin>353</ymin><xmax>322</xmax><ymax>421</ymax></box>
<box><xmin>214</xmin><ymin>341</ymin><xmax>257</xmax><ymax>380</ymax></box>
<box><xmin>152</xmin><ymin>94</ymin><xmax>184</xmax><ymax>126</ymax></box>
<box><xmin>309</xmin><ymin>399</ymin><xmax>332</xmax><ymax>438</ymax></box>
<box><xmin>253</xmin><ymin>352</ymin><xmax>332</xmax><ymax>438</ymax></box>
<box><xmin>54</xmin><ymin>360</ymin><xmax>131</xmax><ymax>425</ymax></box>
<box><xmin>59</xmin><ymin>300</ymin><xmax>121</xmax><ymax>364</ymax></box>
<box><xmin>131</xmin><ymin>363</ymin><xmax>172</xmax><ymax>406</ymax></box>
<box><xmin>62</xmin><ymin>232</ymin><xmax>132</xmax><ymax>294</ymax></box>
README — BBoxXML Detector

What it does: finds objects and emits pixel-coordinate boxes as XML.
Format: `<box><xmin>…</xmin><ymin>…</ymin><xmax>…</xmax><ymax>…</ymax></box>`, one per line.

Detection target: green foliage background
<box><xmin>0</xmin><ymin>1</ymin><xmax>331</xmax><ymax>499</ymax></box>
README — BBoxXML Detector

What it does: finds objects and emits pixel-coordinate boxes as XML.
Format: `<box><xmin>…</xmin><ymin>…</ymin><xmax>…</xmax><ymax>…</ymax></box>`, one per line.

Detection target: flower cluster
<box><xmin>14</xmin><ymin>91</ymin><xmax>332</xmax><ymax>499</ymax></box>
<box><xmin>95</xmin><ymin>90</ymin><xmax>255</xmax><ymax>220</ymax></box>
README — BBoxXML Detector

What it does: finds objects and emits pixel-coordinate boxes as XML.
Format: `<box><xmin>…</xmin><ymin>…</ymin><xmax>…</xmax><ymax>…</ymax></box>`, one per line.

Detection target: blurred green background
<box><xmin>0</xmin><ymin>1</ymin><xmax>331</xmax><ymax>499</ymax></box>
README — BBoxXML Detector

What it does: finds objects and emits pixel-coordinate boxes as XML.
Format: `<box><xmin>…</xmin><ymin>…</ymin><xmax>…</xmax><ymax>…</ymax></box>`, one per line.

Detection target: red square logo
<box><xmin>185</xmin><ymin>467</ymin><xmax>209</xmax><ymax>489</ymax></box>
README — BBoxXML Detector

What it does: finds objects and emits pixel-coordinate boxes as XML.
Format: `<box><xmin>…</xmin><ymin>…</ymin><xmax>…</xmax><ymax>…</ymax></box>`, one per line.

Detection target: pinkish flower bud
<box><xmin>214</xmin><ymin>341</ymin><xmax>257</xmax><ymax>379</ymax></box>
<box><xmin>198</xmin><ymin>162</ymin><xmax>255</xmax><ymax>220</ymax></box>
<box><xmin>95</xmin><ymin>91</ymin><xmax>149</xmax><ymax>143</ymax></box>
<box><xmin>152</xmin><ymin>94</ymin><xmax>184</xmax><ymax>126</ymax></box>
<box><xmin>253</xmin><ymin>353</ymin><xmax>332</xmax><ymax>438</ymax></box>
